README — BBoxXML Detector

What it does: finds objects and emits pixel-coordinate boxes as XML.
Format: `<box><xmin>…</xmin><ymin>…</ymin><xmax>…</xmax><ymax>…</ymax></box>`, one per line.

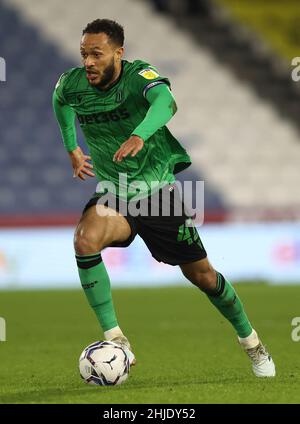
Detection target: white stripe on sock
<box><xmin>238</xmin><ymin>329</ymin><xmax>259</xmax><ymax>349</ymax></box>
<box><xmin>104</xmin><ymin>326</ymin><xmax>124</xmax><ymax>340</ymax></box>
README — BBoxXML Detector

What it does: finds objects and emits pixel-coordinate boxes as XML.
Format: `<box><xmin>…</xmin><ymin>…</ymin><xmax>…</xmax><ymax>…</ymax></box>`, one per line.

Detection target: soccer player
<box><xmin>53</xmin><ymin>19</ymin><xmax>275</xmax><ymax>377</ymax></box>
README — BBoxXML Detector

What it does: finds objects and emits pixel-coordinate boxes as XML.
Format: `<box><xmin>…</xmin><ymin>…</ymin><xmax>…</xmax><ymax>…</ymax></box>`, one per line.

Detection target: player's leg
<box><xmin>137</xmin><ymin>184</ymin><xmax>275</xmax><ymax>376</ymax></box>
<box><xmin>74</xmin><ymin>203</ymin><xmax>135</xmax><ymax>361</ymax></box>
<box><xmin>136</xmin><ymin>184</ymin><xmax>275</xmax><ymax>376</ymax></box>
<box><xmin>180</xmin><ymin>258</ymin><xmax>275</xmax><ymax>377</ymax></box>
<box><xmin>180</xmin><ymin>258</ymin><xmax>253</xmax><ymax>338</ymax></box>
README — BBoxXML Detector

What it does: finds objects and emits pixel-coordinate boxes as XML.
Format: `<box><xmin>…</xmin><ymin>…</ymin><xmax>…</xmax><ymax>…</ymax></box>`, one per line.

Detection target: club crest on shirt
<box><xmin>138</xmin><ymin>68</ymin><xmax>159</xmax><ymax>80</ymax></box>
<box><xmin>116</xmin><ymin>90</ymin><xmax>123</xmax><ymax>103</ymax></box>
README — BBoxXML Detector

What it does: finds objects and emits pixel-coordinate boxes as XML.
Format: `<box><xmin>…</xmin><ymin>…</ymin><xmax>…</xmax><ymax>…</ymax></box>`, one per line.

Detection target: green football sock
<box><xmin>76</xmin><ymin>253</ymin><xmax>118</xmax><ymax>332</ymax></box>
<box><xmin>206</xmin><ymin>272</ymin><xmax>253</xmax><ymax>338</ymax></box>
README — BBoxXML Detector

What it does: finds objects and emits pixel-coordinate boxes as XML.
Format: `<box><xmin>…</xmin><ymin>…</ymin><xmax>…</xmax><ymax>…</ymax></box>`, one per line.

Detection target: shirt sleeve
<box><xmin>131</xmin><ymin>83</ymin><xmax>177</xmax><ymax>142</ymax></box>
<box><xmin>130</xmin><ymin>64</ymin><xmax>171</xmax><ymax>100</ymax></box>
<box><xmin>52</xmin><ymin>88</ymin><xmax>78</xmax><ymax>152</ymax></box>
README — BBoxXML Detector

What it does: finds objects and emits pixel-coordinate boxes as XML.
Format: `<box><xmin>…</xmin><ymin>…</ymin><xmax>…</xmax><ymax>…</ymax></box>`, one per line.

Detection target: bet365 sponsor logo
<box><xmin>77</xmin><ymin>107</ymin><xmax>130</xmax><ymax>125</ymax></box>
<box><xmin>0</xmin><ymin>317</ymin><xmax>6</xmax><ymax>341</ymax></box>
<box><xmin>0</xmin><ymin>57</ymin><xmax>6</xmax><ymax>82</ymax></box>
<box><xmin>291</xmin><ymin>317</ymin><xmax>300</xmax><ymax>342</ymax></box>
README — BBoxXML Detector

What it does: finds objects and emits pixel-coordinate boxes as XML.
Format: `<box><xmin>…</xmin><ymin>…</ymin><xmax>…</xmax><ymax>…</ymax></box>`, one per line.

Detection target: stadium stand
<box><xmin>146</xmin><ymin>0</ymin><xmax>300</xmax><ymax>218</ymax></box>
<box><xmin>1</xmin><ymin>0</ymin><xmax>300</xmax><ymax>225</ymax></box>
<box><xmin>0</xmin><ymin>1</ymin><xmax>95</xmax><ymax>222</ymax></box>
<box><xmin>215</xmin><ymin>0</ymin><xmax>300</xmax><ymax>60</ymax></box>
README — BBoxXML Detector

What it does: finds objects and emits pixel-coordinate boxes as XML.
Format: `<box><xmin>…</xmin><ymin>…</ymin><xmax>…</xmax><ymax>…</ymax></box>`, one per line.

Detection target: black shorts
<box><xmin>82</xmin><ymin>183</ymin><xmax>207</xmax><ymax>266</ymax></box>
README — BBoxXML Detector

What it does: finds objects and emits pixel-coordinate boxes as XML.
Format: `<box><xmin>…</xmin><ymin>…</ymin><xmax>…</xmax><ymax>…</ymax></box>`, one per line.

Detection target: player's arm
<box><xmin>113</xmin><ymin>83</ymin><xmax>177</xmax><ymax>162</ymax></box>
<box><xmin>52</xmin><ymin>91</ymin><xmax>95</xmax><ymax>180</ymax></box>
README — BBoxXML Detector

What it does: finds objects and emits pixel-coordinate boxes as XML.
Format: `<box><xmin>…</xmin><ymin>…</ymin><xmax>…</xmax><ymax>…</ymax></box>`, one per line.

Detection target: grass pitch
<box><xmin>0</xmin><ymin>284</ymin><xmax>299</xmax><ymax>404</ymax></box>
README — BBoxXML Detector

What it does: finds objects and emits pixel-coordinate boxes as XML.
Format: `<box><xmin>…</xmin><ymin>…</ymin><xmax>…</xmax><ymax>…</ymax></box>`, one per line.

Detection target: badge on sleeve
<box><xmin>138</xmin><ymin>68</ymin><xmax>160</xmax><ymax>80</ymax></box>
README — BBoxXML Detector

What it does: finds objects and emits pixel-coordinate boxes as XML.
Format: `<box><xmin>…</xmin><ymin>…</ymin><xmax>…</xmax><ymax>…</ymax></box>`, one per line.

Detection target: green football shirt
<box><xmin>54</xmin><ymin>59</ymin><xmax>191</xmax><ymax>200</ymax></box>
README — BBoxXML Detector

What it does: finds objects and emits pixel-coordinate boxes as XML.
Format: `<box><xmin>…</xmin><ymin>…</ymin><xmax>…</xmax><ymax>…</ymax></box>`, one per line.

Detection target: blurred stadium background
<box><xmin>0</xmin><ymin>0</ymin><xmax>300</xmax><ymax>289</ymax></box>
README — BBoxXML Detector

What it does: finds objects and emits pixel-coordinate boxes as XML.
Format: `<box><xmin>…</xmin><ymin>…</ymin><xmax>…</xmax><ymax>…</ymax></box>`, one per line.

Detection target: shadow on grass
<box><xmin>0</xmin><ymin>376</ymin><xmax>253</xmax><ymax>404</ymax></box>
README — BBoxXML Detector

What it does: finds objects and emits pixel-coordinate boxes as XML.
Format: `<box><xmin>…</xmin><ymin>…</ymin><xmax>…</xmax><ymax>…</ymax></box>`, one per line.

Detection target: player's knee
<box><xmin>189</xmin><ymin>268</ymin><xmax>217</xmax><ymax>292</ymax></box>
<box><xmin>74</xmin><ymin>226</ymin><xmax>106</xmax><ymax>255</ymax></box>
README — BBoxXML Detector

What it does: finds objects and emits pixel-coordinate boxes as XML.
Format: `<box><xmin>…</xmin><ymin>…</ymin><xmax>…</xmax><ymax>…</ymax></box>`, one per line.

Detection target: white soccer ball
<box><xmin>79</xmin><ymin>340</ymin><xmax>130</xmax><ymax>386</ymax></box>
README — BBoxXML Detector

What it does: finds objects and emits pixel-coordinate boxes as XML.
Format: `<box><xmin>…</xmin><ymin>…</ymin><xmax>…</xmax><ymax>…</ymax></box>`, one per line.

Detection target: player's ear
<box><xmin>115</xmin><ymin>46</ymin><xmax>124</xmax><ymax>61</ymax></box>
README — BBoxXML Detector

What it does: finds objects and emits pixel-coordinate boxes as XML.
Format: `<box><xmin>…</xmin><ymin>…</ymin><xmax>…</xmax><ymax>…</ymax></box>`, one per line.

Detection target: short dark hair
<box><xmin>82</xmin><ymin>19</ymin><xmax>124</xmax><ymax>47</ymax></box>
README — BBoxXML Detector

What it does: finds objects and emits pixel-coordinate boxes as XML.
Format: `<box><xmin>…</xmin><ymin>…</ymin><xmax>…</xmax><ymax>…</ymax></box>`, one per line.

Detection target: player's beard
<box><xmin>96</xmin><ymin>59</ymin><xmax>116</xmax><ymax>89</ymax></box>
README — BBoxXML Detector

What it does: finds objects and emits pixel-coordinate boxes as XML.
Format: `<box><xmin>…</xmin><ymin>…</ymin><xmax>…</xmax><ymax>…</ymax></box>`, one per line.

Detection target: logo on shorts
<box><xmin>177</xmin><ymin>218</ymin><xmax>204</xmax><ymax>249</ymax></box>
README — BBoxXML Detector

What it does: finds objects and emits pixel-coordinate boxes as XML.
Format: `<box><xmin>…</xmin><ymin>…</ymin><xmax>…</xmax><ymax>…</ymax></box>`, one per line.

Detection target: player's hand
<box><xmin>69</xmin><ymin>146</ymin><xmax>95</xmax><ymax>181</ymax></box>
<box><xmin>113</xmin><ymin>135</ymin><xmax>144</xmax><ymax>162</ymax></box>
